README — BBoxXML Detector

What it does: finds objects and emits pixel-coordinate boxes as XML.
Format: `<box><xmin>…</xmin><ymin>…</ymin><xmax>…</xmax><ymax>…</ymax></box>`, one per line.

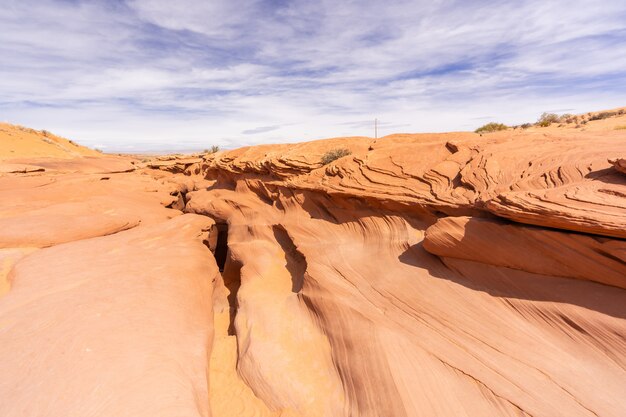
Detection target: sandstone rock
<box><xmin>1</xmin><ymin>119</ymin><xmax>625</xmax><ymax>417</ymax></box>
<box><xmin>0</xmin><ymin>215</ymin><xmax>218</xmax><ymax>417</ymax></box>
<box><xmin>0</xmin><ymin>163</ymin><xmax>45</xmax><ymax>173</ymax></box>
<box><xmin>0</xmin><ymin>122</ymin><xmax>101</xmax><ymax>158</ymax></box>
<box><xmin>423</xmin><ymin>216</ymin><xmax>626</xmax><ymax>289</ymax></box>
<box><xmin>610</xmin><ymin>157</ymin><xmax>626</xmax><ymax>174</ymax></box>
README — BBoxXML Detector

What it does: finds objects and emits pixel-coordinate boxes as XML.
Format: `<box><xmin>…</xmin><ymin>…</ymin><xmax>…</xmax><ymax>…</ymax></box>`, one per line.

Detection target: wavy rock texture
<box><xmin>183</xmin><ymin>126</ymin><xmax>625</xmax><ymax>417</ymax></box>
<box><xmin>0</xmin><ymin>117</ymin><xmax>625</xmax><ymax>416</ymax></box>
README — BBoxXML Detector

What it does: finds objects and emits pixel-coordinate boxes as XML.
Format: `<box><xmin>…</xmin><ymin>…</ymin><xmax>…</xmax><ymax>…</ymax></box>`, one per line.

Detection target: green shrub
<box><xmin>321</xmin><ymin>148</ymin><xmax>351</xmax><ymax>165</ymax></box>
<box><xmin>536</xmin><ymin>112</ymin><xmax>559</xmax><ymax>127</ymax></box>
<box><xmin>474</xmin><ymin>122</ymin><xmax>508</xmax><ymax>134</ymax></box>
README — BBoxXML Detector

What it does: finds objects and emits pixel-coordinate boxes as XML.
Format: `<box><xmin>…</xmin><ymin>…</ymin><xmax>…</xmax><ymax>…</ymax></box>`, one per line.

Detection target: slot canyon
<box><xmin>0</xmin><ymin>121</ymin><xmax>625</xmax><ymax>416</ymax></box>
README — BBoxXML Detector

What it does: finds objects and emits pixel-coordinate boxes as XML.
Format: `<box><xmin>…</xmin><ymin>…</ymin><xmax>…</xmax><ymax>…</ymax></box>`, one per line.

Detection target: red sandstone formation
<box><xmin>0</xmin><ymin>114</ymin><xmax>624</xmax><ymax>416</ymax></box>
<box><xmin>610</xmin><ymin>157</ymin><xmax>626</xmax><ymax>175</ymax></box>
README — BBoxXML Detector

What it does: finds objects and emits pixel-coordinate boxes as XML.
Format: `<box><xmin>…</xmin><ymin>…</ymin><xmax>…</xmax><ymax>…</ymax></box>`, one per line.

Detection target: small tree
<box><xmin>321</xmin><ymin>148</ymin><xmax>351</xmax><ymax>165</ymax></box>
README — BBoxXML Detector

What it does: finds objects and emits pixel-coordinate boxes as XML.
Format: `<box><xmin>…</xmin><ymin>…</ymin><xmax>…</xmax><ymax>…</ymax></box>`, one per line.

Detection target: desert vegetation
<box><xmin>589</xmin><ymin>110</ymin><xmax>624</xmax><ymax>121</ymax></box>
<box><xmin>474</xmin><ymin>122</ymin><xmax>508</xmax><ymax>133</ymax></box>
<box><xmin>536</xmin><ymin>112</ymin><xmax>560</xmax><ymax>127</ymax></box>
<box><xmin>532</xmin><ymin>109</ymin><xmax>624</xmax><ymax>127</ymax></box>
<box><xmin>204</xmin><ymin>145</ymin><xmax>220</xmax><ymax>154</ymax></box>
<box><xmin>321</xmin><ymin>148</ymin><xmax>351</xmax><ymax>164</ymax></box>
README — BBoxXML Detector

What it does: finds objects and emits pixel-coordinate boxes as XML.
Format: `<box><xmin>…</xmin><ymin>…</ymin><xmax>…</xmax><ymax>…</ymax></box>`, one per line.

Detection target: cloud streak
<box><xmin>1</xmin><ymin>0</ymin><xmax>625</xmax><ymax>151</ymax></box>
<box><xmin>242</xmin><ymin>125</ymin><xmax>281</xmax><ymax>135</ymax></box>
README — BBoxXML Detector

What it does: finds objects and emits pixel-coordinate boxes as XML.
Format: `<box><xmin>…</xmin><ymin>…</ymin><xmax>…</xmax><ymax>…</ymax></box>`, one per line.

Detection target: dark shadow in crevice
<box><xmin>222</xmin><ymin>253</ymin><xmax>242</xmax><ymax>336</ymax></box>
<box><xmin>272</xmin><ymin>224</ymin><xmax>306</xmax><ymax>293</ymax></box>
<box><xmin>214</xmin><ymin>222</ymin><xmax>241</xmax><ymax>335</ymax></box>
<box><xmin>213</xmin><ymin>223</ymin><xmax>229</xmax><ymax>272</ymax></box>
<box><xmin>202</xmin><ymin>220</ymin><xmax>241</xmax><ymax>335</ymax></box>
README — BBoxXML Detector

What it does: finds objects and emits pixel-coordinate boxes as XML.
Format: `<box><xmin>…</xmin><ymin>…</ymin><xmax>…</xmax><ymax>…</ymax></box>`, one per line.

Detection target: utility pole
<box><xmin>374</xmin><ymin>118</ymin><xmax>378</xmax><ymax>139</ymax></box>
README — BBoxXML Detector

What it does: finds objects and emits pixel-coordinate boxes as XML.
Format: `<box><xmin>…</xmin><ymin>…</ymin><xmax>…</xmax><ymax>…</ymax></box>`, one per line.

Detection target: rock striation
<box><xmin>0</xmin><ymin>112</ymin><xmax>625</xmax><ymax>416</ymax></box>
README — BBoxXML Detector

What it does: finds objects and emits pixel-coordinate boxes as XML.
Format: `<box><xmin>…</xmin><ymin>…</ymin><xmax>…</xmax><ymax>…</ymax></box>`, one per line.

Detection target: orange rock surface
<box><xmin>0</xmin><ymin>111</ymin><xmax>625</xmax><ymax>416</ymax></box>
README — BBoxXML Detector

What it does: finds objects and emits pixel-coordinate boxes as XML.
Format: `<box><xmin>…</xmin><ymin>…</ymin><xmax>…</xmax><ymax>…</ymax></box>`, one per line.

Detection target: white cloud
<box><xmin>0</xmin><ymin>0</ymin><xmax>625</xmax><ymax>151</ymax></box>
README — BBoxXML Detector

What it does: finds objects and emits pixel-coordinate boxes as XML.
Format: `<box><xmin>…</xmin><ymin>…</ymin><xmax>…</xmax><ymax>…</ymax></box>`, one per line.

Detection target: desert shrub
<box><xmin>520</xmin><ymin>123</ymin><xmax>532</xmax><ymax>129</ymax></box>
<box><xmin>536</xmin><ymin>112</ymin><xmax>559</xmax><ymax>127</ymax></box>
<box><xmin>474</xmin><ymin>122</ymin><xmax>508</xmax><ymax>134</ymax></box>
<box><xmin>321</xmin><ymin>148</ymin><xmax>351</xmax><ymax>165</ymax></box>
<box><xmin>559</xmin><ymin>114</ymin><xmax>575</xmax><ymax>123</ymax></box>
<box><xmin>95</xmin><ymin>148</ymin><xmax>103</xmax><ymax>153</ymax></box>
<box><xmin>18</xmin><ymin>126</ymin><xmax>37</xmax><ymax>134</ymax></box>
<box><xmin>614</xmin><ymin>125</ymin><xmax>626</xmax><ymax>130</ymax></box>
<box><xmin>204</xmin><ymin>145</ymin><xmax>220</xmax><ymax>154</ymax></box>
<box><xmin>589</xmin><ymin>111</ymin><xmax>618</xmax><ymax>121</ymax></box>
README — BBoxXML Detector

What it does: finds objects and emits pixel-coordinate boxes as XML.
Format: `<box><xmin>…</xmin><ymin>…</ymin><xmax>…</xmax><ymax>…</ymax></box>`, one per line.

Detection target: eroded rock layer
<box><xmin>0</xmin><ymin>119</ymin><xmax>625</xmax><ymax>416</ymax></box>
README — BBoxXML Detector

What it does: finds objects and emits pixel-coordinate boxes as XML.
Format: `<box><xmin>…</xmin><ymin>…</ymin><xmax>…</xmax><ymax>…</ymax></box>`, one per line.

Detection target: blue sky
<box><xmin>1</xmin><ymin>0</ymin><xmax>626</xmax><ymax>152</ymax></box>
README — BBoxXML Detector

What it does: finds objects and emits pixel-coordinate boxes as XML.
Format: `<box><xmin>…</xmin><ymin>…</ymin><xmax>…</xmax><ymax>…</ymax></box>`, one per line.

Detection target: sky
<box><xmin>1</xmin><ymin>0</ymin><xmax>626</xmax><ymax>152</ymax></box>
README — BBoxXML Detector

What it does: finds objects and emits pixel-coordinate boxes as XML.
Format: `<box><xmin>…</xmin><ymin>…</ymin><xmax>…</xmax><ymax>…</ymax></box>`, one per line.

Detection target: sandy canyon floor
<box><xmin>0</xmin><ymin>113</ymin><xmax>625</xmax><ymax>416</ymax></box>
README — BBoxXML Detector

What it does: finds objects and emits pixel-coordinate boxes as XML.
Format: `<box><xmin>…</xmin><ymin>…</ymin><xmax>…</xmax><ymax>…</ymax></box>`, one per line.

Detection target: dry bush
<box><xmin>589</xmin><ymin>111</ymin><xmax>618</xmax><ymax>121</ymax></box>
<box><xmin>536</xmin><ymin>112</ymin><xmax>559</xmax><ymax>127</ymax></box>
<box><xmin>204</xmin><ymin>145</ymin><xmax>220</xmax><ymax>154</ymax></box>
<box><xmin>321</xmin><ymin>148</ymin><xmax>351</xmax><ymax>165</ymax></box>
<box><xmin>474</xmin><ymin>122</ymin><xmax>508</xmax><ymax>133</ymax></box>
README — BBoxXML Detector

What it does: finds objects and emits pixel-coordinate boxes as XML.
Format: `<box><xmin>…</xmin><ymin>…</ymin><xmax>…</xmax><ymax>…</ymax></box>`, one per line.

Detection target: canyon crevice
<box><xmin>0</xmin><ymin>122</ymin><xmax>624</xmax><ymax>416</ymax></box>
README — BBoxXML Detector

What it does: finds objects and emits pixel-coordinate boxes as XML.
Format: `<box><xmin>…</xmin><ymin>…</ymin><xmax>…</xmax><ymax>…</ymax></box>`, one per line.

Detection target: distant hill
<box><xmin>0</xmin><ymin>123</ymin><xmax>100</xmax><ymax>159</ymax></box>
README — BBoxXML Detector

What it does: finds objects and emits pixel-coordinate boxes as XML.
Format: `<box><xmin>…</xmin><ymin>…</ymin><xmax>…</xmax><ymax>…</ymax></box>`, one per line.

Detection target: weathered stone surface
<box><xmin>1</xmin><ymin>113</ymin><xmax>625</xmax><ymax>417</ymax></box>
<box><xmin>423</xmin><ymin>216</ymin><xmax>626</xmax><ymax>288</ymax></box>
<box><xmin>610</xmin><ymin>157</ymin><xmax>626</xmax><ymax>174</ymax></box>
<box><xmin>0</xmin><ymin>214</ymin><xmax>218</xmax><ymax>417</ymax></box>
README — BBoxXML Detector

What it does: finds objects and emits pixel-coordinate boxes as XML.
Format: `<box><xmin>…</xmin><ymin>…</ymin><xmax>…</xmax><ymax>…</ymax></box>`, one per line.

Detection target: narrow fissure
<box><xmin>214</xmin><ymin>223</ymin><xmax>229</xmax><ymax>272</ymax></box>
<box><xmin>203</xmin><ymin>220</ymin><xmax>241</xmax><ymax>336</ymax></box>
